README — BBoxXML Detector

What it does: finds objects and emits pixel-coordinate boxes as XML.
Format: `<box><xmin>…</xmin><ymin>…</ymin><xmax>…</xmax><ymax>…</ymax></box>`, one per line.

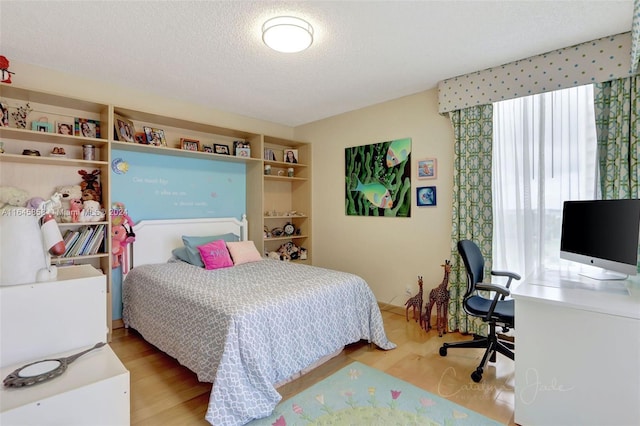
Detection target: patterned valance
<box><xmin>438</xmin><ymin>32</ymin><xmax>635</xmax><ymax>114</ymax></box>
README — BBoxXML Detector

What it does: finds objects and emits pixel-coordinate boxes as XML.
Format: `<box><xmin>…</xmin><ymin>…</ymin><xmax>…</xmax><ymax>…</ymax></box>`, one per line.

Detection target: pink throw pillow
<box><xmin>197</xmin><ymin>239</ymin><xmax>234</xmax><ymax>270</ymax></box>
<box><xmin>226</xmin><ymin>241</ymin><xmax>263</xmax><ymax>265</ymax></box>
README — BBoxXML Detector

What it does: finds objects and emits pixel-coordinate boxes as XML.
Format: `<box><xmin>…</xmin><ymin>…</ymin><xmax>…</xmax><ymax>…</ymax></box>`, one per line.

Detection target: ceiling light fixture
<box><xmin>262</xmin><ymin>16</ymin><xmax>313</xmax><ymax>53</ymax></box>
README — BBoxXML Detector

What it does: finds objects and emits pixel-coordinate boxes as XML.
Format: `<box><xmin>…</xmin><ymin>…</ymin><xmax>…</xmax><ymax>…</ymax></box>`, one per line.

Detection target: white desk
<box><xmin>512</xmin><ymin>270</ymin><xmax>640</xmax><ymax>426</ymax></box>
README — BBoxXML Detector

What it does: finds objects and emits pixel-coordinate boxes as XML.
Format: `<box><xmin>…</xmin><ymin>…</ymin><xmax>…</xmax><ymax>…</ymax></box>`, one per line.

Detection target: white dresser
<box><xmin>0</xmin><ymin>265</ymin><xmax>130</xmax><ymax>425</ymax></box>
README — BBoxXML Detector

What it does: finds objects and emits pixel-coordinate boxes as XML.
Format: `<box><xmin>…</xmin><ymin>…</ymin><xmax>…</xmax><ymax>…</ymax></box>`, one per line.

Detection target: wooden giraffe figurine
<box><xmin>404</xmin><ymin>276</ymin><xmax>423</xmax><ymax>322</ymax></box>
<box><xmin>422</xmin><ymin>260</ymin><xmax>452</xmax><ymax>337</ymax></box>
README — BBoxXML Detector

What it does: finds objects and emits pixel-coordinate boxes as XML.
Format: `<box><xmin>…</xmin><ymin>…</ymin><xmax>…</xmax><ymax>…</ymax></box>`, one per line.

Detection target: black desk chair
<box><xmin>439</xmin><ymin>239</ymin><xmax>520</xmax><ymax>382</ymax></box>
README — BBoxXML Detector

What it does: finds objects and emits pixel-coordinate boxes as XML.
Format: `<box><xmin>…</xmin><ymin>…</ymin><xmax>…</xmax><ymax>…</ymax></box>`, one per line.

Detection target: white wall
<box><xmin>8</xmin><ymin>60</ymin><xmax>456</xmax><ymax>307</ymax></box>
<box><xmin>294</xmin><ymin>89</ymin><xmax>455</xmax><ymax>306</ymax></box>
<box><xmin>7</xmin><ymin>61</ymin><xmax>295</xmax><ymax>140</ymax></box>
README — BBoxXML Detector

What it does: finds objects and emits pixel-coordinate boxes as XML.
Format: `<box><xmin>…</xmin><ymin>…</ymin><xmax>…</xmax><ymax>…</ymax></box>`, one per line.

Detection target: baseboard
<box><xmin>112</xmin><ymin>319</ymin><xmax>124</xmax><ymax>330</ymax></box>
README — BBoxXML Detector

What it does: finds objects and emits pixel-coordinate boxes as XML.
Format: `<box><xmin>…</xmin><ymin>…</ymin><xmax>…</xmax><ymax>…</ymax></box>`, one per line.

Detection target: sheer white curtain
<box><xmin>492</xmin><ymin>85</ymin><xmax>598</xmax><ymax>278</ymax></box>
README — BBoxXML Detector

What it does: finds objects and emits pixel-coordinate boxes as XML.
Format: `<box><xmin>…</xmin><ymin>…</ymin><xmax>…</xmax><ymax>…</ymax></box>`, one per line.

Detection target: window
<box><xmin>492</xmin><ymin>85</ymin><xmax>598</xmax><ymax>277</ymax></box>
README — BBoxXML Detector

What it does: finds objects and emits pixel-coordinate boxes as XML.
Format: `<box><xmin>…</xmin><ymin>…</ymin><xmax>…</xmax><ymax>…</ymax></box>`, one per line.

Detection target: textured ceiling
<box><xmin>0</xmin><ymin>1</ymin><xmax>634</xmax><ymax>127</ymax></box>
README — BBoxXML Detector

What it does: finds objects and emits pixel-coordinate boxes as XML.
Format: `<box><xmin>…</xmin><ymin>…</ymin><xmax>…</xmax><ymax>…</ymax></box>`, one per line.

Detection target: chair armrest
<box><xmin>491</xmin><ymin>270</ymin><xmax>521</xmax><ymax>281</ymax></box>
<box><xmin>476</xmin><ymin>283</ymin><xmax>510</xmax><ymax>297</ymax></box>
<box><xmin>491</xmin><ymin>270</ymin><xmax>521</xmax><ymax>292</ymax></box>
<box><xmin>476</xmin><ymin>283</ymin><xmax>511</xmax><ymax>321</ymax></box>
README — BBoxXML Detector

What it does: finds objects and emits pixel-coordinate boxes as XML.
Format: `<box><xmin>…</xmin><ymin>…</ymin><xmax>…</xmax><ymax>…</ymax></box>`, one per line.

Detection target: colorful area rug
<box><xmin>250</xmin><ymin>361</ymin><xmax>502</xmax><ymax>425</ymax></box>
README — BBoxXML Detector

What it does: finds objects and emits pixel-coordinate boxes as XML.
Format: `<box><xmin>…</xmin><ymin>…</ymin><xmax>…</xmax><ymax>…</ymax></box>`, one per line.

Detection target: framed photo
<box><xmin>417</xmin><ymin>186</ymin><xmax>437</xmax><ymax>207</ymax></box>
<box><xmin>32</xmin><ymin>121</ymin><xmax>53</xmax><ymax>133</ymax></box>
<box><xmin>284</xmin><ymin>149</ymin><xmax>298</xmax><ymax>163</ymax></box>
<box><xmin>235</xmin><ymin>147</ymin><xmax>251</xmax><ymax>158</ymax></box>
<box><xmin>202</xmin><ymin>145</ymin><xmax>213</xmax><ymax>153</ymax></box>
<box><xmin>114</xmin><ymin>114</ymin><xmax>135</xmax><ymax>142</ymax></box>
<box><xmin>134</xmin><ymin>132</ymin><xmax>147</xmax><ymax>144</ymax></box>
<box><xmin>214</xmin><ymin>144</ymin><xmax>229</xmax><ymax>155</ymax></box>
<box><xmin>418</xmin><ymin>158</ymin><xmax>437</xmax><ymax>179</ymax></box>
<box><xmin>143</xmin><ymin>126</ymin><xmax>167</xmax><ymax>146</ymax></box>
<box><xmin>56</xmin><ymin>121</ymin><xmax>74</xmax><ymax>135</ymax></box>
<box><xmin>180</xmin><ymin>138</ymin><xmax>200</xmax><ymax>151</ymax></box>
<box><xmin>75</xmin><ymin>118</ymin><xmax>100</xmax><ymax>138</ymax></box>
<box><xmin>233</xmin><ymin>140</ymin><xmax>250</xmax><ymax>155</ymax></box>
<box><xmin>0</xmin><ymin>101</ymin><xmax>9</xmax><ymax>127</ymax></box>
<box><xmin>264</xmin><ymin>148</ymin><xmax>276</xmax><ymax>161</ymax></box>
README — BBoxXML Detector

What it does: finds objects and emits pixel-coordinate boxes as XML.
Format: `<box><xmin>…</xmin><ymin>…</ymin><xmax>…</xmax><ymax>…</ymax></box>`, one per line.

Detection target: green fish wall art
<box><xmin>345</xmin><ymin>138</ymin><xmax>412</xmax><ymax>217</ymax></box>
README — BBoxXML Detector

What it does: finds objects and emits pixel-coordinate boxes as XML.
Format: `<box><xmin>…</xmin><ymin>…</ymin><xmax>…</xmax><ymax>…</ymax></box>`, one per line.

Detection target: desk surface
<box><xmin>512</xmin><ymin>269</ymin><xmax>640</xmax><ymax>320</ymax></box>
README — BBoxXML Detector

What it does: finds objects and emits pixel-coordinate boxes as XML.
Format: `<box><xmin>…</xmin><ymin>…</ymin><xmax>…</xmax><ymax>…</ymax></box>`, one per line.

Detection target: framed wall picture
<box><xmin>32</xmin><ymin>121</ymin><xmax>53</xmax><ymax>133</ymax></box>
<box><xmin>114</xmin><ymin>114</ymin><xmax>135</xmax><ymax>142</ymax></box>
<box><xmin>214</xmin><ymin>144</ymin><xmax>230</xmax><ymax>155</ymax></box>
<box><xmin>75</xmin><ymin>118</ymin><xmax>100</xmax><ymax>138</ymax></box>
<box><xmin>284</xmin><ymin>149</ymin><xmax>298</xmax><ymax>163</ymax></box>
<box><xmin>417</xmin><ymin>186</ymin><xmax>436</xmax><ymax>207</ymax></box>
<box><xmin>143</xmin><ymin>126</ymin><xmax>167</xmax><ymax>146</ymax></box>
<box><xmin>202</xmin><ymin>145</ymin><xmax>213</xmax><ymax>153</ymax></box>
<box><xmin>56</xmin><ymin>121</ymin><xmax>74</xmax><ymax>135</ymax></box>
<box><xmin>417</xmin><ymin>158</ymin><xmax>437</xmax><ymax>179</ymax></box>
<box><xmin>180</xmin><ymin>138</ymin><xmax>200</xmax><ymax>151</ymax></box>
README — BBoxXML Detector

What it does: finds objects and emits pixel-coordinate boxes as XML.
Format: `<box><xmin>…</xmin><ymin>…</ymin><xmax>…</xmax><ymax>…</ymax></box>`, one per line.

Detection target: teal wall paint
<box><xmin>110</xmin><ymin>149</ymin><xmax>246</xmax><ymax>320</ymax></box>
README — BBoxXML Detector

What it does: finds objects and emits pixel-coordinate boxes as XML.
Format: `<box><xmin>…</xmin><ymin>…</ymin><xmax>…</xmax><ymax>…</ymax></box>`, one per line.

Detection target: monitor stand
<box><xmin>579</xmin><ymin>269</ymin><xmax>629</xmax><ymax>281</ymax></box>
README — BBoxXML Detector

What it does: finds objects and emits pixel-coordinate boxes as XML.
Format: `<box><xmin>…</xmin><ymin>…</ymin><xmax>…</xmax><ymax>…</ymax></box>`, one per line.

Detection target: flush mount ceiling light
<box><xmin>262</xmin><ymin>16</ymin><xmax>313</xmax><ymax>53</ymax></box>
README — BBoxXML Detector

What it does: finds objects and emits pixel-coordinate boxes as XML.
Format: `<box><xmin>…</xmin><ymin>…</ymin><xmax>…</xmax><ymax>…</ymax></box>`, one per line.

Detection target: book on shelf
<box><xmin>61</xmin><ymin>224</ymin><xmax>104</xmax><ymax>257</ymax></box>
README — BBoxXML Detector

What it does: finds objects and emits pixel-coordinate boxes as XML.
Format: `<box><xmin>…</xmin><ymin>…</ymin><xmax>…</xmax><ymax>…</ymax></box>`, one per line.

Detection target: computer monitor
<box><xmin>560</xmin><ymin>199</ymin><xmax>640</xmax><ymax>280</ymax></box>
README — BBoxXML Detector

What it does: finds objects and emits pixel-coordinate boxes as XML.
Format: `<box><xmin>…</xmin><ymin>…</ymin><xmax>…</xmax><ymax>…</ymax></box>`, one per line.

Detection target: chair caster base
<box><xmin>439</xmin><ymin>346</ymin><xmax>447</xmax><ymax>356</ymax></box>
<box><xmin>471</xmin><ymin>368</ymin><xmax>483</xmax><ymax>383</ymax></box>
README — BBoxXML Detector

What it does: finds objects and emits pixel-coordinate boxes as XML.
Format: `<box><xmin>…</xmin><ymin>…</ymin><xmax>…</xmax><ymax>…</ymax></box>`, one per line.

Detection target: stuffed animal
<box><xmin>110</xmin><ymin>201</ymin><xmax>135</xmax><ymax>272</ymax></box>
<box><xmin>79</xmin><ymin>200</ymin><xmax>105</xmax><ymax>222</ymax></box>
<box><xmin>267</xmin><ymin>251</ymin><xmax>281</xmax><ymax>260</ymax></box>
<box><xmin>78</xmin><ymin>169</ymin><xmax>102</xmax><ymax>203</ymax></box>
<box><xmin>111</xmin><ymin>225</ymin><xmax>128</xmax><ymax>268</ymax></box>
<box><xmin>40</xmin><ymin>192</ymin><xmax>63</xmax><ymax>215</ymax></box>
<box><xmin>26</xmin><ymin>197</ymin><xmax>45</xmax><ymax>210</ymax></box>
<box><xmin>0</xmin><ymin>186</ymin><xmax>29</xmax><ymax>209</ymax></box>
<box><xmin>55</xmin><ymin>184</ymin><xmax>83</xmax><ymax>222</ymax></box>
<box><xmin>69</xmin><ymin>198</ymin><xmax>83</xmax><ymax>223</ymax></box>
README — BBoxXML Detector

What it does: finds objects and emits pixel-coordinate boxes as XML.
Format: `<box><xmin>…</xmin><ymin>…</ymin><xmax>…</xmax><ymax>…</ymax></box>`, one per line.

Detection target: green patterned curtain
<box><xmin>593</xmin><ymin>75</ymin><xmax>640</xmax><ymax>199</ymax></box>
<box><xmin>448</xmin><ymin>105</ymin><xmax>494</xmax><ymax>335</ymax></box>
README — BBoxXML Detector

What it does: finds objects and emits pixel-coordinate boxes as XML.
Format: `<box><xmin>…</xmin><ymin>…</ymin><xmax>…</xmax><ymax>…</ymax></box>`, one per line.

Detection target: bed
<box><xmin>122</xmin><ymin>216</ymin><xmax>396</xmax><ymax>425</ymax></box>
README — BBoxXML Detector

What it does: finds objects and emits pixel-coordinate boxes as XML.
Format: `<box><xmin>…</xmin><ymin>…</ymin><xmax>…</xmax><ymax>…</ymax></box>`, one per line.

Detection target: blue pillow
<box><xmin>171</xmin><ymin>246</ymin><xmax>191</xmax><ymax>264</ymax></box>
<box><xmin>182</xmin><ymin>233</ymin><xmax>239</xmax><ymax>267</ymax></box>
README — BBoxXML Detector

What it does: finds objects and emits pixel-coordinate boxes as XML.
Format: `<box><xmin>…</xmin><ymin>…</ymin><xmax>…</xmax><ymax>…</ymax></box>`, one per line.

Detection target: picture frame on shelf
<box><xmin>235</xmin><ymin>147</ymin><xmax>250</xmax><ymax>158</ymax></box>
<box><xmin>75</xmin><ymin>118</ymin><xmax>101</xmax><ymax>138</ymax></box>
<box><xmin>233</xmin><ymin>140</ymin><xmax>250</xmax><ymax>156</ymax></box>
<box><xmin>56</xmin><ymin>121</ymin><xmax>74</xmax><ymax>135</ymax></box>
<box><xmin>180</xmin><ymin>138</ymin><xmax>200</xmax><ymax>152</ymax></box>
<box><xmin>32</xmin><ymin>121</ymin><xmax>53</xmax><ymax>133</ymax></box>
<box><xmin>214</xmin><ymin>144</ymin><xmax>229</xmax><ymax>155</ymax></box>
<box><xmin>284</xmin><ymin>149</ymin><xmax>298</xmax><ymax>163</ymax></box>
<box><xmin>202</xmin><ymin>145</ymin><xmax>213</xmax><ymax>153</ymax></box>
<box><xmin>417</xmin><ymin>186</ymin><xmax>436</xmax><ymax>207</ymax></box>
<box><xmin>114</xmin><ymin>114</ymin><xmax>135</xmax><ymax>142</ymax></box>
<box><xmin>0</xmin><ymin>101</ymin><xmax>9</xmax><ymax>127</ymax></box>
<box><xmin>417</xmin><ymin>158</ymin><xmax>437</xmax><ymax>179</ymax></box>
<box><xmin>143</xmin><ymin>126</ymin><xmax>167</xmax><ymax>146</ymax></box>
<box><xmin>264</xmin><ymin>148</ymin><xmax>276</xmax><ymax>161</ymax></box>
<box><xmin>134</xmin><ymin>132</ymin><xmax>147</xmax><ymax>144</ymax></box>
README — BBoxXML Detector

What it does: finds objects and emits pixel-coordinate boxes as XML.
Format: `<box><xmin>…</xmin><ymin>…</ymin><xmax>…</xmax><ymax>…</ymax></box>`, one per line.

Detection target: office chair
<box><xmin>439</xmin><ymin>239</ymin><xmax>520</xmax><ymax>382</ymax></box>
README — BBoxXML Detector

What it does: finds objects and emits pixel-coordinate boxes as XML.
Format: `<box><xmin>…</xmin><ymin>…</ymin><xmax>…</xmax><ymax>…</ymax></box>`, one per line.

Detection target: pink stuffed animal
<box><xmin>69</xmin><ymin>198</ymin><xmax>83</xmax><ymax>223</ymax></box>
<box><xmin>110</xmin><ymin>201</ymin><xmax>135</xmax><ymax>271</ymax></box>
<box><xmin>111</xmin><ymin>225</ymin><xmax>127</xmax><ymax>268</ymax></box>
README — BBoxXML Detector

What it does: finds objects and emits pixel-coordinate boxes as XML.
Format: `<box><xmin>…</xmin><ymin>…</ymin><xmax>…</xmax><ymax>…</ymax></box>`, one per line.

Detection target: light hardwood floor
<box><xmin>110</xmin><ymin>308</ymin><xmax>516</xmax><ymax>425</ymax></box>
